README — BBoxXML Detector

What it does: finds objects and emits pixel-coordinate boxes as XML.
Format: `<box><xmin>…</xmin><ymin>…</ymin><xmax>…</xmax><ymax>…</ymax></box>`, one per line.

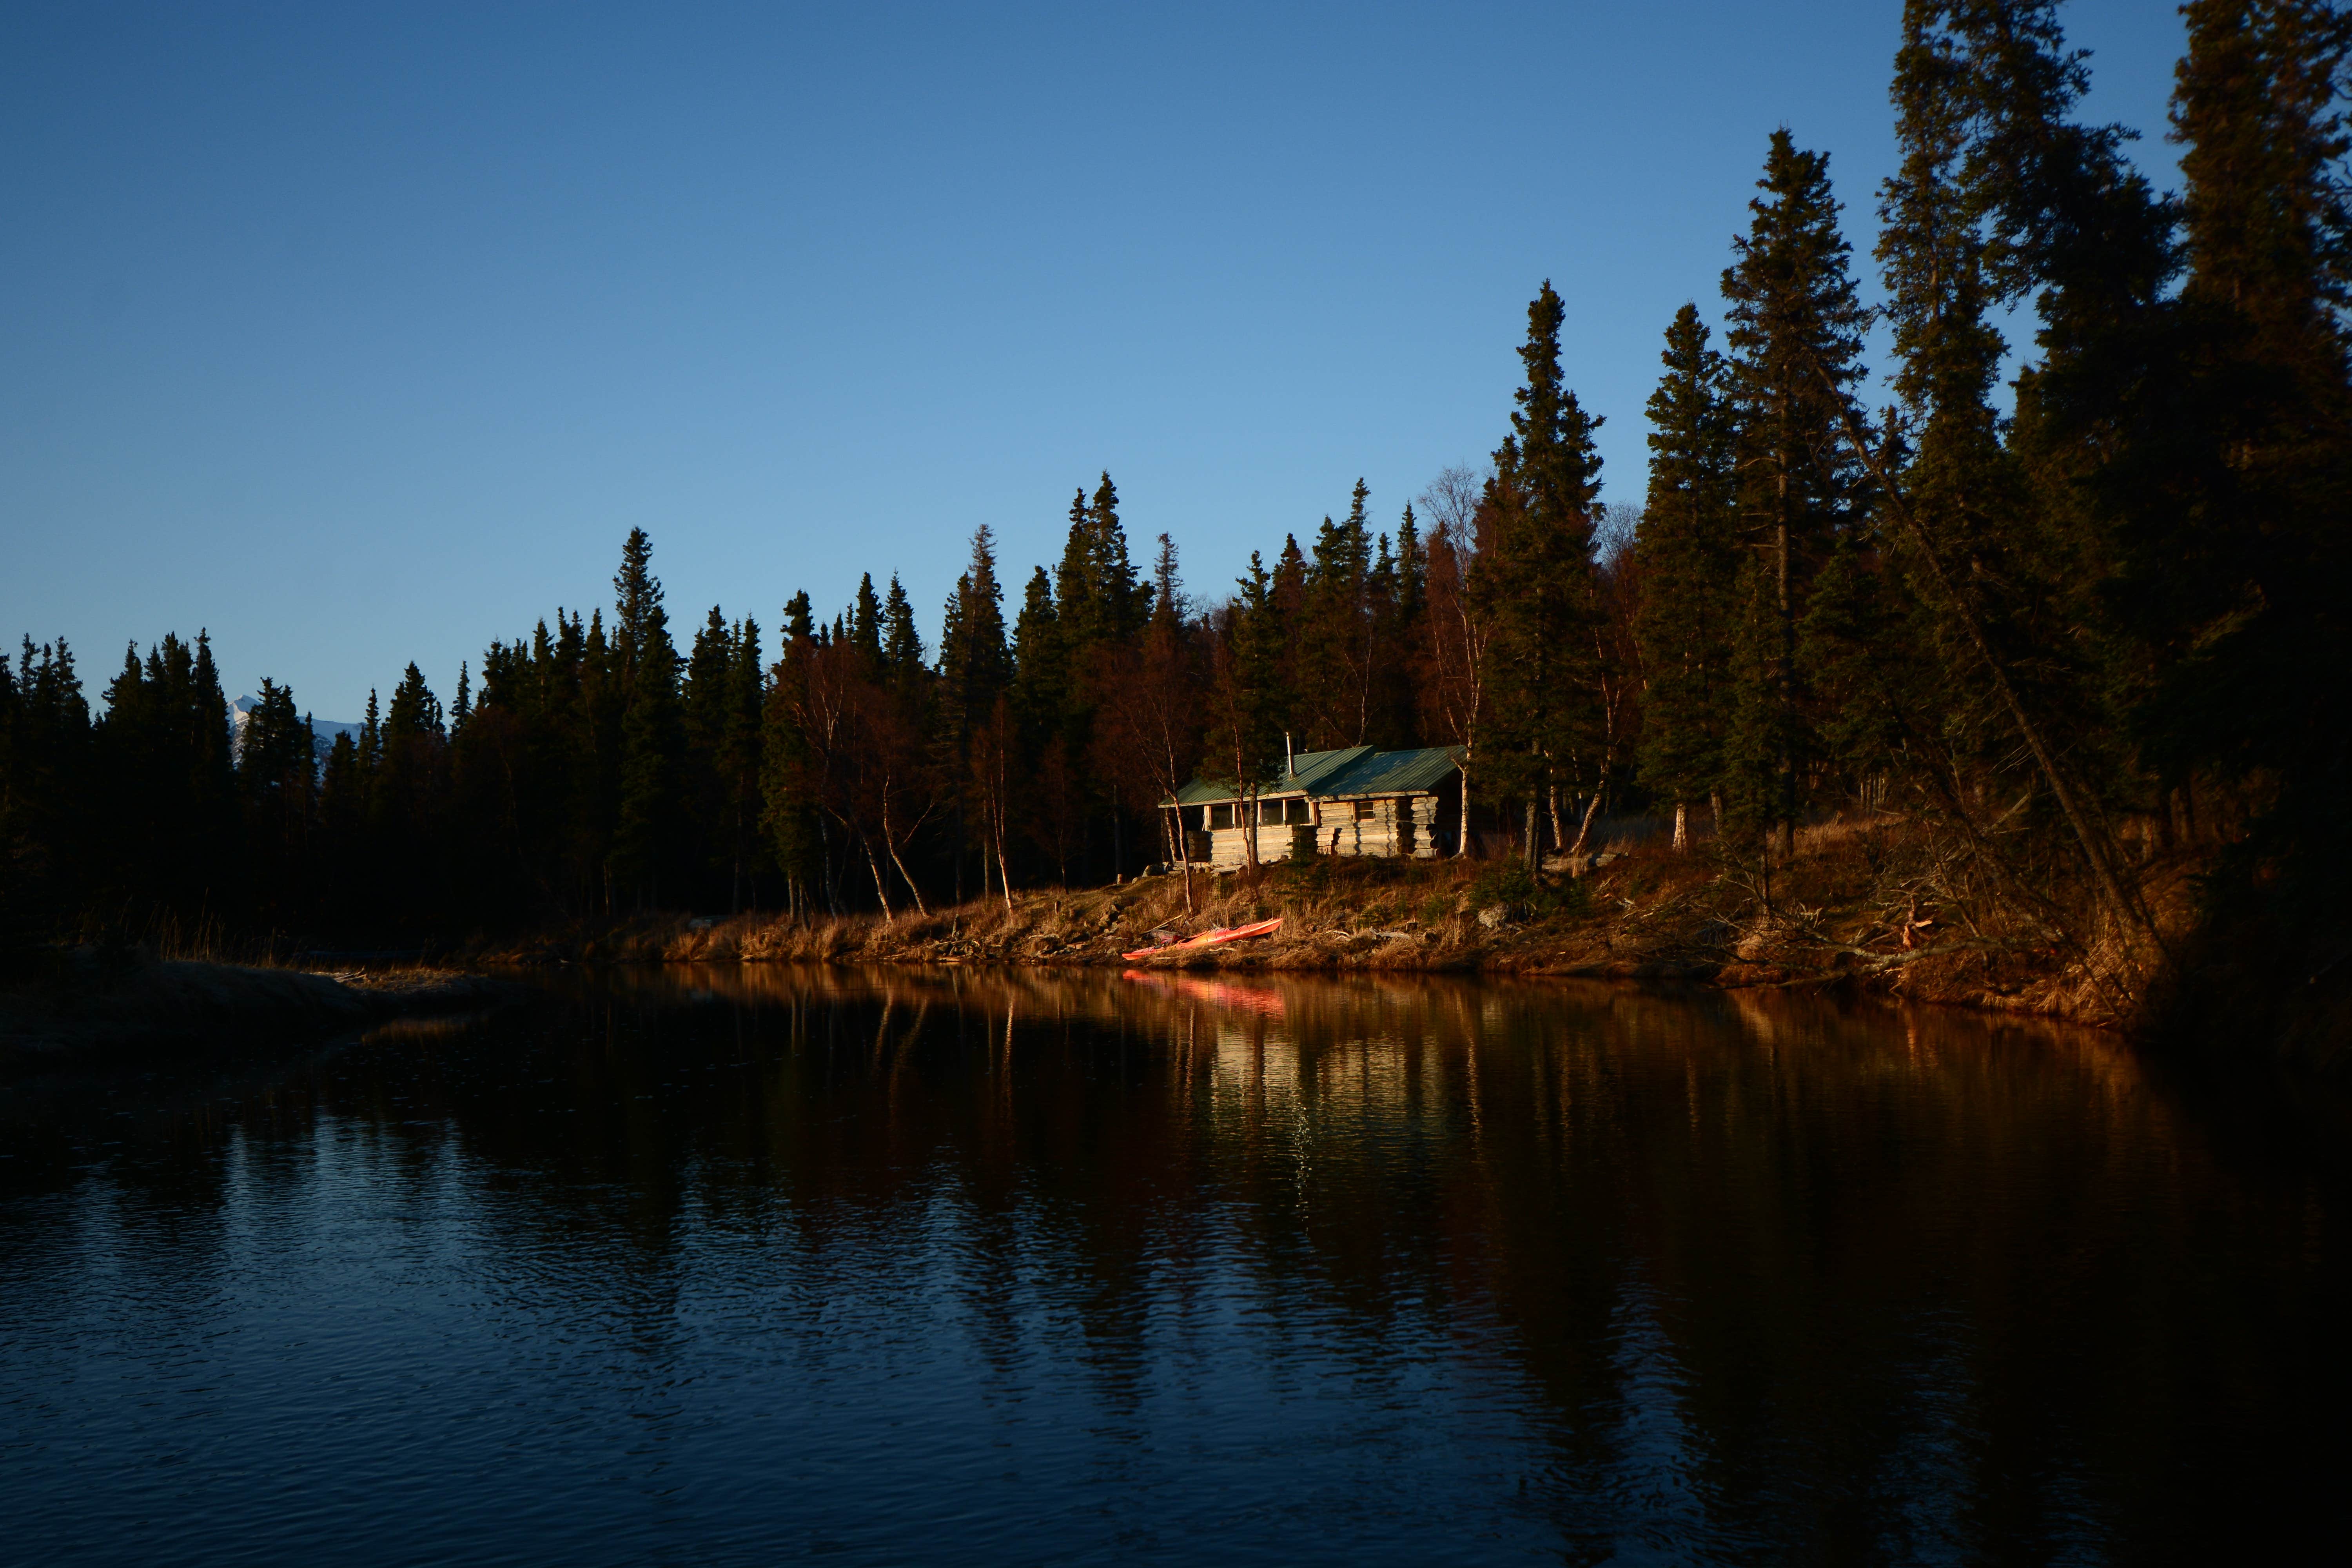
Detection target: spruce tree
<box><xmin>938</xmin><ymin>526</ymin><xmax>1011</xmax><ymax>740</ymax></box>
<box><xmin>609</xmin><ymin>533</ymin><xmax>684</xmax><ymax>908</ymax></box>
<box><xmin>94</xmin><ymin>632</ymin><xmax>240</xmax><ymax>922</ymax></box>
<box><xmin>1010</xmin><ymin>564</ymin><xmax>1063</xmax><ymax>758</ymax></box>
<box><xmin>682</xmin><ymin>606</ymin><xmax>738</xmax><ymax>903</ymax></box>
<box><xmin>359</xmin><ymin>687</ymin><xmax>381</xmax><ymax>774</ymax></box>
<box><xmin>236</xmin><ymin>678</ymin><xmax>315</xmax><ymax>926</ymax></box>
<box><xmin>189</xmin><ymin>632</ymin><xmax>237</xmax><ymax>896</ymax></box>
<box><xmin>683</xmin><ymin>607</ymin><xmax>735</xmax><ymax>758</ymax></box>
<box><xmin>719</xmin><ymin>616</ymin><xmax>765</xmax><ymax>911</ymax></box>
<box><xmin>1841</xmin><ymin>0</ymin><xmax>2046</xmax><ymax>829</ymax></box>
<box><xmin>1719</xmin><ymin>132</ymin><xmax>1870</xmax><ymax>854</ymax></box>
<box><xmin>936</xmin><ymin>527</ymin><xmax>1012</xmax><ymax>901</ymax></box>
<box><xmin>314</xmin><ymin>726</ymin><xmax>365</xmax><ymax>926</ymax></box>
<box><xmin>1041</xmin><ymin>474</ymin><xmax>1145</xmax><ymax>878</ymax></box>
<box><xmin>1634</xmin><ymin>304</ymin><xmax>1740</xmax><ymax>844</ymax></box>
<box><xmin>1373</xmin><ymin>504</ymin><xmax>1428</xmax><ymax>748</ymax></box>
<box><xmin>1205</xmin><ymin>552</ymin><xmax>1291</xmax><ymax>871</ymax></box>
<box><xmin>1301</xmin><ymin>481</ymin><xmax>1375</xmax><ymax>748</ymax></box>
<box><xmin>880</xmin><ymin>575</ymin><xmax>925</xmax><ymax>679</ymax></box>
<box><xmin>1055</xmin><ymin>473</ymin><xmax>1145</xmax><ymax>653</ymax></box>
<box><xmin>2160</xmin><ymin>0</ymin><xmax>2352</xmax><ymax>744</ymax></box>
<box><xmin>1479</xmin><ymin>281</ymin><xmax>1606</xmax><ymax>866</ymax></box>
<box><xmin>0</xmin><ymin>639</ymin><xmax>89</xmax><ymax>959</ymax></box>
<box><xmin>2147</xmin><ymin>0</ymin><xmax>2352</xmax><ymax>971</ymax></box>
<box><xmin>850</xmin><ymin>573</ymin><xmax>883</xmax><ymax>664</ymax></box>
<box><xmin>1927</xmin><ymin>0</ymin><xmax>2187</xmax><ymax>951</ymax></box>
<box><xmin>385</xmin><ymin>662</ymin><xmax>445</xmax><ymax>741</ymax></box>
<box><xmin>762</xmin><ymin>591</ymin><xmax>824</xmax><ymax>918</ymax></box>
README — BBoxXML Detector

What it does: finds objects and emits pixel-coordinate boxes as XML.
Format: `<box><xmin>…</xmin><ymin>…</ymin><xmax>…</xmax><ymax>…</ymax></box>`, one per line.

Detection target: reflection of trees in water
<box><xmin>484</xmin><ymin>967</ymin><xmax>2340</xmax><ymax>1550</ymax></box>
<box><xmin>15</xmin><ymin>966</ymin><xmax>2349</xmax><ymax>1556</ymax></box>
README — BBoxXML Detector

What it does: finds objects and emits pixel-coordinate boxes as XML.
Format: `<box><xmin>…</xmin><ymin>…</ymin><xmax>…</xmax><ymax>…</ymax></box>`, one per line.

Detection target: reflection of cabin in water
<box><xmin>1168</xmin><ymin>746</ymin><xmax>1464</xmax><ymax>870</ymax></box>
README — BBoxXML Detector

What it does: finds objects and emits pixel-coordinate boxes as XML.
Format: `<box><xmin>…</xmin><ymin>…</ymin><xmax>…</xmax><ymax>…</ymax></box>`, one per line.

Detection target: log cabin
<box><xmin>1167</xmin><ymin>746</ymin><xmax>1465</xmax><ymax>871</ymax></box>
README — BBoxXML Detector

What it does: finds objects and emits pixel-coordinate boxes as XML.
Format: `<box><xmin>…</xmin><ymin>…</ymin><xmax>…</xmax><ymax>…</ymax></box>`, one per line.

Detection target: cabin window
<box><xmin>1209</xmin><ymin>803</ymin><xmax>1234</xmax><ymax>830</ymax></box>
<box><xmin>1352</xmin><ymin>799</ymin><xmax>1375</xmax><ymax>821</ymax></box>
<box><xmin>1283</xmin><ymin>798</ymin><xmax>1311</xmax><ymax>826</ymax></box>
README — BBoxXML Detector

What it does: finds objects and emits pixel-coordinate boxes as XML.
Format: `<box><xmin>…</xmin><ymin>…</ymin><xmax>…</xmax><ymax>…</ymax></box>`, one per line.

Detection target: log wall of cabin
<box><xmin>1206</xmin><ymin>820</ymin><xmax>1300</xmax><ymax>870</ymax></box>
<box><xmin>1203</xmin><ymin>795</ymin><xmax>1443</xmax><ymax>869</ymax></box>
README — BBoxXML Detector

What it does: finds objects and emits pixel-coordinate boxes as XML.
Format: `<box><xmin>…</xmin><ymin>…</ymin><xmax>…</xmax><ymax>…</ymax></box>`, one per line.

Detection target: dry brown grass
<box><xmin>461</xmin><ymin>814</ymin><xmax>2231</xmax><ymax>1033</ymax></box>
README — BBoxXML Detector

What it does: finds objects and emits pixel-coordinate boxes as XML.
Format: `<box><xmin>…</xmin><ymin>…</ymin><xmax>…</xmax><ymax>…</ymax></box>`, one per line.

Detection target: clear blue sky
<box><xmin>4</xmin><ymin>1</ymin><xmax>2186</xmax><ymax>721</ymax></box>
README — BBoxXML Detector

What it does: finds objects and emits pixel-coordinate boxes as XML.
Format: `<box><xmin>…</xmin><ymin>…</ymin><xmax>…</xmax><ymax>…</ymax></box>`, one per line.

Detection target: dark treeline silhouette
<box><xmin>4</xmin><ymin>1</ymin><xmax>2348</xmax><ymax>1020</ymax></box>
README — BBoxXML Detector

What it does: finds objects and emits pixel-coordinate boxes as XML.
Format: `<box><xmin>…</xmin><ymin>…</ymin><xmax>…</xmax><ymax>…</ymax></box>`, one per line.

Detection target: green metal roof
<box><xmin>1169</xmin><ymin>745</ymin><xmax>1460</xmax><ymax>806</ymax></box>
<box><xmin>1315</xmin><ymin>745</ymin><xmax>1466</xmax><ymax>797</ymax></box>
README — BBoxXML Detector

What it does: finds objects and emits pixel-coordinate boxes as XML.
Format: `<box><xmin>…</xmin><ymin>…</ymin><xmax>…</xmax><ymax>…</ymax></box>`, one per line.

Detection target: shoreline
<box><xmin>0</xmin><ymin>954</ymin><xmax>521</xmax><ymax>1060</ymax></box>
<box><xmin>29</xmin><ymin>831</ymin><xmax>2323</xmax><ymax>1068</ymax></box>
<box><xmin>471</xmin><ymin>840</ymin><xmax>2145</xmax><ymax>1034</ymax></box>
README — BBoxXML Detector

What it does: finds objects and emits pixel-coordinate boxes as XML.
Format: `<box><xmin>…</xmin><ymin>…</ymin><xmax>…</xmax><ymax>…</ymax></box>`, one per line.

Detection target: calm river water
<box><xmin>4</xmin><ymin>967</ymin><xmax>2349</xmax><ymax>1564</ymax></box>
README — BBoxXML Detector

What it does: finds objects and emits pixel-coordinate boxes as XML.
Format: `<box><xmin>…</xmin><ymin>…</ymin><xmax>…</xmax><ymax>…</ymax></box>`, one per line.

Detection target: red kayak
<box><xmin>1122</xmin><ymin>916</ymin><xmax>1283</xmax><ymax>961</ymax></box>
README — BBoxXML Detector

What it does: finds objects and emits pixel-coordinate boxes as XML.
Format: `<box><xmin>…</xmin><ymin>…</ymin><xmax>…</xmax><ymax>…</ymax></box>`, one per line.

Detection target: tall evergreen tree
<box><xmin>2152</xmin><ymin>0</ymin><xmax>2352</xmax><ymax>780</ymax></box>
<box><xmin>97</xmin><ymin>632</ymin><xmax>237</xmax><ymax>924</ymax></box>
<box><xmin>718</xmin><ymin>615</ymin><xmax>766</xmax><ymax>911</ymax></box>
<box><xmin>880</xmin><ymin>575</ymin><xmax>925</xmax><ymax>680</ymax></box>
<box><xmin>1829</xmin><ymin>0</ymin><xmax>2054</xmax><ymax>845</ymax></box>
<box><xmin>1635</xmin><ymin>304</ymin><xmax>1742</xmax><ymax>844</ymax></box>
<box><xmin>2142</xmin><ymin>0</ymin><xmax>2352</xmax><ymax>996</ymax></box>
<box><xmin>936</xmin><ymin>527</ymin><xmax>1011</xmax><ymax>902</ymax></box>
<box><xmin>850</xmin><ymin>573</ymin><xmax>883</xmax><ymax>664</ymax></box>
<box><xmin>762</xmin><ymin>591</ymin><xmax>825</xmax><ymax>918</ymax></box>
<box><xmin>0</xmin><ymin>639</ymin><xmax>89</xmax><ymax>961</ymax></box>
<box><xmin>1719</xmin><ymin>132</ymin><xmax>1872</xmax><ymax>854</ymax></box>
<box><xmin>682</xmin><ymin>606</ymin><xmax>739</xmax><ymax>904</ymax></box>
<box><xmin>1906</xmin><ymin>0</ymin><xmax>2187</xmax><ymax>956</ymax></box>
<box><xmin>1204</xmin><ymin>552</ymin><xmax>1292</xmax><ymax>872</ymax></box>
<box><xmin>938</xmin><ymin>527</ymin><xmax>1011</xmax><ymax>741</ymax></box>
<box><xmin>1369</xmin><ymin>503</ymin><xmax>1428</xmax><ymax>749</ymax></box>
<box><xmin>1479</xmin><ymin>281</ymin><xmax>1607</xmax><ymax>865</ymax></box>
<box><xmin>610</xmin><ymin>534</ymin><xmax>683</xmax><ymax>907</ymax></box>
<box><xmin>1300</xmin><ymin>481</ymin><xmax>1375</xmax><ymax>748</ymax></box>
<box><xmin>1010</xmin><ymin>564</ymin><xmax>1063</xmax><ymax>759</ymax></box>
<box><xmin>1056</xmin><ymin>473</ymin><xmax>1145</xmax><ymax>652</ymax></box>
<box><xmin>236</xmin><ymin>678</ymin><xmax>316</xmax><ymax>928</ymax></box>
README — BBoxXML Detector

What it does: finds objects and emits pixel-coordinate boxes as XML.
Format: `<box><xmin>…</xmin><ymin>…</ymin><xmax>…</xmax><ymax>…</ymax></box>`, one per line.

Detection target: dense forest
<box><xmin>5</xmin><ymin>1</ymin><xmax>2349</xmax><ymax>1031</ymax></box>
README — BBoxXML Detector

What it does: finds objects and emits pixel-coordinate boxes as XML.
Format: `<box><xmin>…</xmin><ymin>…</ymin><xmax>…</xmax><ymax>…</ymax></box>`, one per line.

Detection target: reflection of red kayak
<box><xmin>1121</xmin><ymin>969</ymin><xmax>1288</xmax><ymax>1018</ymax></box>
<box><xmin>1122</xmin><ymin>916</ymin><xmax>1283</xmax><ymax>961</ymax></box>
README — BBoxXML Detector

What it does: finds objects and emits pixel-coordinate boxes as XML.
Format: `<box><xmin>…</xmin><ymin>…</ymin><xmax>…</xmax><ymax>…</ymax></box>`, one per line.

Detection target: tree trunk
<box><xmin>1773</xmin><ymin>513</ymin><xmax>1795</xmax><ymax>861</ymax></box>
<box><xmin>1672</xmin><ymin>800</ymin><xmax>1688</xmax><ymax>851</ymax></box>
<box><xmin>860</xmin><ymin>831</ymin><xmax>893</xmax><ymax>922</ymax></box>
<box><xmin>880</xmin><ymin>796</ymin><xmax>928</xmax><ymax>917</ymax></box>
<box><xmin>1168</xmin><ymin>805</ymin><xmax>1195</xmax><ymax>914</ymax></box>
<box><xmin>994</xmin><ymin>818</ymin><xmax>1013</xmax><ymax>915</ymax></box>
<box><xmin>1772</xmin><ymin>386</ymin><xmax>1797</xmax><ymax>862</ymax></box>
<box><xmin>1566</xmin><ymin>790</ymin><xmax>1603</xmax><ymax>858</ymax></box>
<box><xmin>1454</xmin><ymin>764</ymin><xmax>1474</xmax><ymax>858</ymax></box>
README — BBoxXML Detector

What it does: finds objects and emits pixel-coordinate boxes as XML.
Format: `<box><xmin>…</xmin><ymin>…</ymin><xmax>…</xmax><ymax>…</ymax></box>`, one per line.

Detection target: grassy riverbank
<box><xmin>0</xmin><ymin>949</ymin><xmax>517</xmax><ymax>1058</ymax></box>
<box><xmin>475</xmin><ymin>818</ymin><xmax>2241</xmax><ymax>1041</ymax></box>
